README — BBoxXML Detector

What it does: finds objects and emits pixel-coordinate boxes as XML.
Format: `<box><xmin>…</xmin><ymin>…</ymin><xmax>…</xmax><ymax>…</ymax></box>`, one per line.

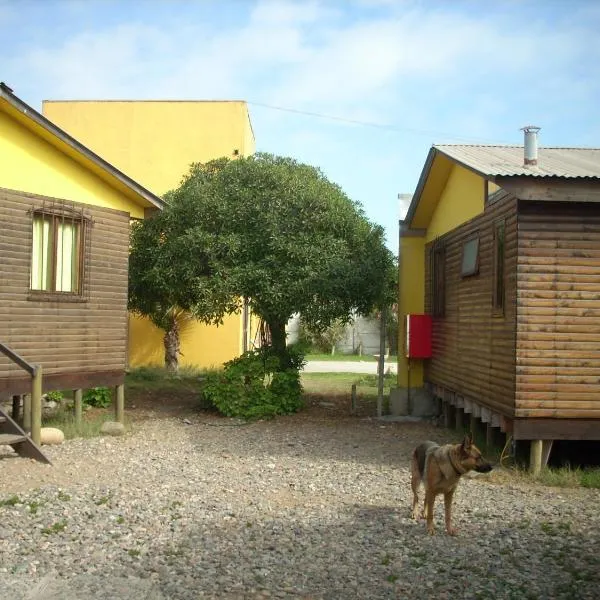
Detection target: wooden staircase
<box><xmin>0</xmin><ymin>406</ymin><xmax>51</xmax><ymax>464</ymax></box>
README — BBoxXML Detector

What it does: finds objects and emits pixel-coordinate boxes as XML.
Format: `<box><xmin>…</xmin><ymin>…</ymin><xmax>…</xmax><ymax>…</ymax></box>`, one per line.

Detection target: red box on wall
<box><xmin>405</xmin><ymin>314</ymin><xmax>432</xmax><ymax>359</ymax></box>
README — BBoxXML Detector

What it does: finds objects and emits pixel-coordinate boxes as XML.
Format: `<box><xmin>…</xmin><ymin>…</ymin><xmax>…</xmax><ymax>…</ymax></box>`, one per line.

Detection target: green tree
<box><xmin>168</xmin><ymin>153</ymin><xmax>395</xmax><ymax>365</ymax></box>
<box><xmin>128</xmin><ymin>195</ymin><xmax>237</xmax><ymax>371</ymax></box>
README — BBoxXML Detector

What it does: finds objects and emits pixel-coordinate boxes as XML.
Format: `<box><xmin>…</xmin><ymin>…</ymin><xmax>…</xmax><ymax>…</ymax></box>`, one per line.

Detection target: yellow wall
<box><xmin>43</xmin><ymin>100</ymin><xmax>256</xmax><ymax>369</ymax></box>
<box><xmin>426</xmin><ymin>164</ymin><xmax>485</xmax><ymax>242</ymax></box>
<box><xmin>0</xmin><ymin>110</ymin><xmax>144</xmax><ymax>218</ymax></box>
<box><xmin>43</xmin><ymin>101</ymin><xmax>256</xmax><ymax>195</ymax></box>
<box><xmin>397</xmin><ymin>235</ymin><xmax>425</xmax><ymax>387</ymax></box>
<box><xmin>128</xmin><ymin>312</ymin><xmax>246</xmax><ymax>369</ymax></box>
<box><xmin>398</xmin><ymin>162</ymin><xmax>487</xmax><ymax>388</ymax></box>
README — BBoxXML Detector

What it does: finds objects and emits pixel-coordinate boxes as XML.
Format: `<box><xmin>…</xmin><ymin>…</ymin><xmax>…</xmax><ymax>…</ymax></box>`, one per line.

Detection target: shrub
<box><xmin>45</xmin><ymin>390</ymin><xmax>64</xmax><ymax>403</ymax></box>
<box><xmin>201</xmin><ymin>347</ymin><xmax>305</xmax><ymax>420</ymax></box>
<box><xmin>83</xmin><ymin>386</ymin><xmax>112</xmax><ymax>408</ymax></box>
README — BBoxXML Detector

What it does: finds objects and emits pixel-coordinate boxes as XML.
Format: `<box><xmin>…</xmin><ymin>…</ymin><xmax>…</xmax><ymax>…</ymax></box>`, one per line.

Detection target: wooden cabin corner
<box><xmin>398</xmin><ymin>138</ymin><xmax>600</xmax><ymax>472</ymax></box>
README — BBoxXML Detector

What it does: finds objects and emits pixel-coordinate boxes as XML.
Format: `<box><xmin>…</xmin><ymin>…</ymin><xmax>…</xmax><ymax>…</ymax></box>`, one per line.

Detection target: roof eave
<box><xmin>404</xmin><ymin>146</ymin><xmax>438</xmax><ymax>228</ymax></box>
<box><xmin>0</xmin><ymin>84</ymin><xmax>165</xmax><ymax>211</ymax></box>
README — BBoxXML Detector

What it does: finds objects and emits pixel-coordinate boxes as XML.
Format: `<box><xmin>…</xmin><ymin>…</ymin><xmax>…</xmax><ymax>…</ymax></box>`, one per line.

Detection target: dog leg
<box><xmin>425</xmin><ymin>491</ymin><xmax>436</xmax><ymax>535</ymax></box>
<box><xmin>410</xmin><ymin>473</ymin><xmax>421</xmax><ymax>520</ymax></box>
<box><xmin>444</xmin><ymin>489</ymin><xmax>457</xmax><ymax>536</ymax></box>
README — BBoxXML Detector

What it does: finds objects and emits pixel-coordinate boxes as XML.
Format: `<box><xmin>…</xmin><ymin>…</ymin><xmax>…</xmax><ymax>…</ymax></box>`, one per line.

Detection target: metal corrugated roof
<box><xmin>435</xmin><ymin>145</ymin><xmax>600</xmax><ymax>179</ymax></box>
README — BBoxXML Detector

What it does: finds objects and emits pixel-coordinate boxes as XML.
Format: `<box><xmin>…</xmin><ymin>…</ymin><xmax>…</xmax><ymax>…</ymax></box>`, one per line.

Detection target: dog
<box><xmin>410</xmin><ymin>433</ymin><xmax>492</xmax><ymax>535</ymax></box>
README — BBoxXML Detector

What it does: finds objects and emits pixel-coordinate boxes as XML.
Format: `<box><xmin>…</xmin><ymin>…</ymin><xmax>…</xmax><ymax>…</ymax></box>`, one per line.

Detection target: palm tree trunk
<box><xmin>163</xmin><ymin>317</ymin><xmax>180</xmax><ymax>372</ymax></box>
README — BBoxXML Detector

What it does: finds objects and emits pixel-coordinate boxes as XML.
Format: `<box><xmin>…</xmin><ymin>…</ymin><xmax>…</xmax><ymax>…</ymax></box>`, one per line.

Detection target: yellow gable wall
<box><xmin>43</xmin><ymin>101</ymin><xmax>256</xmax><ymax>195</ymax></box>
<box><xmin>43</xmin><ymin>100</ymin><xmax>256</xmax><ymax>370</ymax></box>
<box><xmin>398</xmin><ymin>162</ymin><xmax>487</xmax><ymax>388</ymax></box>
<box><xmin>0</xmin><ymin>110</ymin><xmax>144</xmax><ymax>218</ymax></box>
<box><xmin>425</xmin><ymin>164</ymin><xmax>486</xmax><ymax>242</ymax></box>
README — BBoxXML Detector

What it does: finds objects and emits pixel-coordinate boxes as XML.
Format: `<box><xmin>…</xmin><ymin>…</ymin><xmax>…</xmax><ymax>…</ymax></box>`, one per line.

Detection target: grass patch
<box><xmin>41</xmin><ymin>519</ymin><xmax>67</xmax><ymax>535</ymax></box>
<box><xmin>301</xmin><ymin>372</ymin><xmax>395</xmax><ymax>395</ymax></box>
<box><xmin>305</xmin><ymin>353</ymin><xmax>398</xmax><ymax>362</ymax></box>
<box><xmin>44</xmin><ymin>408</ymin><xmax>121</xmax><ymax>440</ymax></box>
<box><xmin>126</xmin><ymin>365</ymin><xmax>207</xmax><ymax>388</ymax></box>
<box><xmin>537</xmin><ymin>466</ymin><xmax>600</xmax><ymax>489</ymax></box>
<box><xmin>305</xmin><ymin>353</ymin><xmax>378</xmax><ymax>362</ymax></box>
<box><xmin>490</xmin><ymin>465</ymin><xmax>600</xmax><ymax>489</ymax></box>
<box><xmin>0</xmin><ymin>495</ymin><xmax>21</xmax><ymax>507</ymax></box>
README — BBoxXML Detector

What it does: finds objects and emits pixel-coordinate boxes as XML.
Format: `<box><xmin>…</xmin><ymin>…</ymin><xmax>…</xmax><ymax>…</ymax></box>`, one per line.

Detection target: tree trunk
<box><xmin>267</xmin><ymin>319</ymin><xmax>288</xmax><ymax>367</ymax></box>
<box><xmin>163</xmin><ymin>317</ymin><xmax>180</xmax><ymax>372</ymax></box>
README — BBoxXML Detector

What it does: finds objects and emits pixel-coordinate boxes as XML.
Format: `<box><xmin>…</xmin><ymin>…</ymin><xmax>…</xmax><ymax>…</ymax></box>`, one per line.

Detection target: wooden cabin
<box><xmin>0</xmin><ymin>83</ymin><xmax>163</xmax><ymax>434</ymax></box>
<box><xmin>397</xmin><ymin>130</ymin><xmax>600</xmax><ymax>469</ymax></box>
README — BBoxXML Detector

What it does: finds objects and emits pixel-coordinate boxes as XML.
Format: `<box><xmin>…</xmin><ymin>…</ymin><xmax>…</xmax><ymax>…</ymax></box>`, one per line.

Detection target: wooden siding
<box><xmin>424</xmin><ymin>192</ymin><xmax>518</xmax><ymax>416</ymax></box>
<box><xmin>516</xmin><ymin>201</ymin><xmax>600</xmax><ymax>419</ymax></box>
<box><xmin>0</xmin><ymin>187</ymin><xmax>130</xmax><ymax>398</ymax></box>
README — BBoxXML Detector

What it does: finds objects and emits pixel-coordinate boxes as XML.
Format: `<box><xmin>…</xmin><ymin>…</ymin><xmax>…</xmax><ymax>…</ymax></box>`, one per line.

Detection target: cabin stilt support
<box><xmin>115</xmin><ymin>383</ymin><xmax>125</xmax><ymax>424</ymax></box>
<box><xmin>74</xmin><ymin>389</ymin><xmax>83</xmax><ymax>426</ymax></box>
<box><xmin>455</xmin><ymin>408</ymin><xmax>464</xmax><ymax>431</ymax></box>
<box><xmin>486</xmin><ymin>423</ymin><xmax>494</xmax><ymax>450</ymax></box>
<box><xmin>530</xmin><ymin>440</ymin><xmax>543</xmax><ymax>475</ymax></box>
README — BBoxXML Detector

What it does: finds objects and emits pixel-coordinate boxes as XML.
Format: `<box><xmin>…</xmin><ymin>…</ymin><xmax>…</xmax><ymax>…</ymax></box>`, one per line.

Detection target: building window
<box><xmin>30</xmin><ymin>205</ymin><xmax>89</xmax><ymax>297</ymax></box>
<box><xmin>493</xmin><ymin>220</ymin><xmax>505</xmax><ymax>311</ymax></box>
<box><xmin>431</xmin><ymin>243</ymin><xmax>445</xmax><ymax>317</ymax></box>
<box><xmin>461</xmin><ymin>235</ymin><xmax>480</xmax><ymax>277</ymax></box>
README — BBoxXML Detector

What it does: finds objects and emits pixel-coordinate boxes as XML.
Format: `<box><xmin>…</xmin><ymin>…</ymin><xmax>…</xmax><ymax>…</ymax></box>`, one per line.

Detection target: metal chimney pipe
<box><xmin>521</xmin><ymin>125</ymin><xmax>541</xmax><ymax>166</ymax></box>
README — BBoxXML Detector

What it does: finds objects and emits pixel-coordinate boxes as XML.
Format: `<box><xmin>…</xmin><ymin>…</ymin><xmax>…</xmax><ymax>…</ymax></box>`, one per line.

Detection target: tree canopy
<box><xmin>129</xmin><ymin>152</ymin><xmax>396</xmax><ymax>367</ymax></box>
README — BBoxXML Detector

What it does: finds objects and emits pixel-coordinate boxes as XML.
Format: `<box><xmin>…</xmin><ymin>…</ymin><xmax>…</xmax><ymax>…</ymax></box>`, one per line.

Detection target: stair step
<box><xmin>0</xmin><ymin>433</ymin><xmax>28</xmax><ymax>445</ymax></box>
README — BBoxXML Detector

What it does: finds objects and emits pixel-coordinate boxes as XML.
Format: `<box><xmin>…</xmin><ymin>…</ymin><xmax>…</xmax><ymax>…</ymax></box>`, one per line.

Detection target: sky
<box><xmin>1</xmin><ymin>0</ymin><xmax>599</xmax><ymax>252</ymax></box>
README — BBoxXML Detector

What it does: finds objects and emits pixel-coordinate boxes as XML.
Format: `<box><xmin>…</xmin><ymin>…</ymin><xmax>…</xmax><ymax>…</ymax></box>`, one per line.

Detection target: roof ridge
<box><xmin>435</xmin><ymin>143</ymin><xmax>600</xmax><ymax>150</ymax></box>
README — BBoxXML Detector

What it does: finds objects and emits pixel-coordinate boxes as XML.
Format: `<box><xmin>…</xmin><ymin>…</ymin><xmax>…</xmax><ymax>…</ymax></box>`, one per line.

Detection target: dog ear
<box><xmin>462</xmin><ymin>433</ymin><xmax>472</xmax><ymax>451</ymax></box>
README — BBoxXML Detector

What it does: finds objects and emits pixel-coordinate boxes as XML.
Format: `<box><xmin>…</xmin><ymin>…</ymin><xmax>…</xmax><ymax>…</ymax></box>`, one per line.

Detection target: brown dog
<box><xmin>410</xmin><ymin>433</ymin><xmax>492</xmax><ymax>535</ymax></box>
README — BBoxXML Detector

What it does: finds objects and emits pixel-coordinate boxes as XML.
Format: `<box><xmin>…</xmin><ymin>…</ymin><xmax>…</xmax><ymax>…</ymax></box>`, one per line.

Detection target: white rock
<box><xmin>39</xmin><ymin>427</ymin><xmax>65</xmax><ymax>445</ymax></box>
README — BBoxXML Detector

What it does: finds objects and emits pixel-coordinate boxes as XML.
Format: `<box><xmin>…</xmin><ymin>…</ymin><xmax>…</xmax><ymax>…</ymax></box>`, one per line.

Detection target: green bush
<box><xmin>83</xmin><ymin>386</ymin><xmax>112</xmax><ymax>408</ymax></box>
<box><xmin>201</xmin><ymin>347</ymin><xmax>305</xmax><ymax>420</ymax></box>
<box><xmin>45</xmin><ymin>390</ymin><xmax>64</xmax><ymax>403</ymax></box>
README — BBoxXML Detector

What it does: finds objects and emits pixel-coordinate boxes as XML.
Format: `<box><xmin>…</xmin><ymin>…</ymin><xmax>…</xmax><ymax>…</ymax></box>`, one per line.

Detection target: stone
<box><xmin>40</xmin><ymin>427</ymin><xmax>65</xmax><ymax>445</ymax></box>
<box><xmin>100</xmin><ymin>421</ymin><xmax>126</xmax><ymax>436</ymax></box>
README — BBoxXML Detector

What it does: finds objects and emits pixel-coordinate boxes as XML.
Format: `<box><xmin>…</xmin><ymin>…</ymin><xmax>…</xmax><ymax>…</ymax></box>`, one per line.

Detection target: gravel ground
<box><xmin>1</xmin><ymin>404</ymin><xmax>599</xmax><ymax>600</ymax></box>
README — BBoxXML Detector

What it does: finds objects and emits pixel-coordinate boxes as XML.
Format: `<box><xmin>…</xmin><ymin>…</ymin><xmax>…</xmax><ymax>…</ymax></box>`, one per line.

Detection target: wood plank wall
<box><xmin>516</xmin><ymin>200</ymin><xmax>600</xmax><ymax>419</ymax></box>
<box><xmin>0</xmin><ymin>187</ymin><xmax>130</xmax><ymax>396</ymax></box>
<box><xmin>424</xmin><ymin>191</ymin><xmax>518</xmax><ymax>416</ymax></box>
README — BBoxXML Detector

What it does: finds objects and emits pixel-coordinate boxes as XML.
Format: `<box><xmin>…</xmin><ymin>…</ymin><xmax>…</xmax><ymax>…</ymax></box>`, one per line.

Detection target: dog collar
<box><xmin>449</xmin><ymin>454</ymin><xmax>467</xmax><ymax>475</ymax></box>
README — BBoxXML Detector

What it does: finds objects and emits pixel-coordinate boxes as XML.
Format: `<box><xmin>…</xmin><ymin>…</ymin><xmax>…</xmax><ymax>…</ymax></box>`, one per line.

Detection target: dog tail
<box><xmin>413</xmin><ymin>441</ymin><xmax>438</xmax><ymax>478</ymax></box>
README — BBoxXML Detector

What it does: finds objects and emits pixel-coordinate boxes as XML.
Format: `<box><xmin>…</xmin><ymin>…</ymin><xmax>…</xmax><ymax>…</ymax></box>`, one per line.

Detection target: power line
<box><xmin>247</xmin><ymin>101</ymin><xmax>512</xmax><ymax>145</ymax></box>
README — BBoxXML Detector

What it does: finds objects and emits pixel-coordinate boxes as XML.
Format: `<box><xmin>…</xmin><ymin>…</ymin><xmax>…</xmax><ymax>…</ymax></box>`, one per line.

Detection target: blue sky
<box><xmin>2</xmin><ymin>0</ymin><xmax>599</xmax><ymax>251</ymax></box>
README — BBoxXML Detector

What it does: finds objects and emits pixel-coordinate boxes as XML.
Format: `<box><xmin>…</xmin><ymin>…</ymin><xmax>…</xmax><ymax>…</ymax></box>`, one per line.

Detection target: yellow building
<box><xmin>397</xmin><ymin>145</ymin><xmax>498</xmax><ymax>413</ymax></box>
<box><xmin>43</xmin><ymin>100</ymin><xmax>257</xmax><ymax>369</ymax></box>
<box><xmin>0</xmin><ymin>83</ymin><xmax>162</xmax><ymax>416</ymax></box>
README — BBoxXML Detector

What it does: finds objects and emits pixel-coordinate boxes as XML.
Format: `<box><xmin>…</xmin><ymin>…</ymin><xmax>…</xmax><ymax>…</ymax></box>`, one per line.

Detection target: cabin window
<box><xmin>461</xmin><ymin>235</ymin><xmax>480</xmax><ymax>277</ymax></box>
<box><xmin>30</xmin><ymin>207</ymin><xmax>89</xmax><ymax>297</ymax></box>
<box><xmin>431</xmin><ymin>244</ymin><xmax>445</xmax><ymax>317</ymax></box>
<box><xmin>493</xmin><ymin>220</ymin><xmax>505</xmax><ymax>311</ymax></box>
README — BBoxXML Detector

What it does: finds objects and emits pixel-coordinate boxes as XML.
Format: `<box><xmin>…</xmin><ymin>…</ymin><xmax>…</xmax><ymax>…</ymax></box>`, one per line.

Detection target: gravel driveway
<box><xmin>1</xmin><ymin>403</ymin><xmax>599</xmax><ymax>599</ymax></box>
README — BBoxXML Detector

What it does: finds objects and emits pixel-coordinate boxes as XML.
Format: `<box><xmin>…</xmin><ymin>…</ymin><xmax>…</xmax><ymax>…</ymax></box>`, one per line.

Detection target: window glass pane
<box><xmin>56</xmin><ymin>220</ymin><xmax>80</xmax><ymax>292</ymax></box>
<box><xmin>461</xmin><ymin>237</ymin><xmax>479</xmax><ymax>276</ymax></box>
<box><xmin>31</xmin><ymin>216</ymin><xmax>53</xmax><ymax>290</ymax></box>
